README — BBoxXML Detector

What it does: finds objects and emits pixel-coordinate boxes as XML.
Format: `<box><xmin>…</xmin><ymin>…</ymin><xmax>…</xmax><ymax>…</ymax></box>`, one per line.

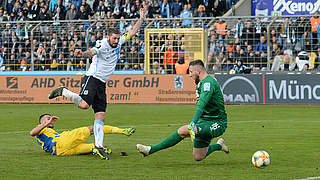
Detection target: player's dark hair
<box><xmin>107</xmin><ymin>28</ymin><xmax>121</xmax><ymax>36</ymax></box>
<box><xmin>189</xmin><ymin>60</ymin><xmax>205</xmax><ymax>68</ymax></box>
<box><xmin>39</xmin><ymin>113</ymin><xmax>51</xmax><ymax>123</ymax></box>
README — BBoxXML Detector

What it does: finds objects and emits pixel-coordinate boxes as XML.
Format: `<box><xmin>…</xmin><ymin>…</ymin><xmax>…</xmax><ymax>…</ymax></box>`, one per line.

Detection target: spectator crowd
<box><xmin>6</xmin><ymin>0</ymin><xmax>320</xmax><ymax>74</ymax></box>
<box><xmin>208</xmin><ymin>15</ymin><xmax>320</xmax><ymax>73</ymax></box>
<box><xmin>0</xmin><ymin>0</ymin><xmax>234</xmax><ymax>72</ymax></box>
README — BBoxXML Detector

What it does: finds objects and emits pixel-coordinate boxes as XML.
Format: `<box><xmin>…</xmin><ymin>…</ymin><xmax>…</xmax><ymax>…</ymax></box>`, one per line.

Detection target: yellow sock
<box><xmin>103</xmin><ymin>125</ymin><xmax>124</xmax><ymax>134</ymax></box>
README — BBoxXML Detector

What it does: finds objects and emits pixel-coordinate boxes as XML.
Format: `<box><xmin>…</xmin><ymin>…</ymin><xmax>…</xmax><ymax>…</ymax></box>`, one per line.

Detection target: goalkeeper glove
<box><xmin>188</xmin><ymin>121</ymin><xmax>196</xmax><ymax>142</ymax></box>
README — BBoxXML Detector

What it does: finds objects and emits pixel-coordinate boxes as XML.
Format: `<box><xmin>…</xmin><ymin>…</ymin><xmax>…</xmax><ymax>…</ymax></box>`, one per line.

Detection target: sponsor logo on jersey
<box><xmin>204</xmin><ymin>83</ymin><xmax>211</xmax><ymax>91</ymax></box>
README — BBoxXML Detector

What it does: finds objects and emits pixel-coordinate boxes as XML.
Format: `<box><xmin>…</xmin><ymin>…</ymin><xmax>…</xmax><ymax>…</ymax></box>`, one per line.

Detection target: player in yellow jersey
<box><xmin>30</xmin><ymin>114</ymin><xmax>135</xmax><ymax>159</ymax></box>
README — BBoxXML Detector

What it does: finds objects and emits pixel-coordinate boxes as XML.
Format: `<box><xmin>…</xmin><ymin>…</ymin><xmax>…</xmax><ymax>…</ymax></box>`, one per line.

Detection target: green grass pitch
<box><xmin>0</xmin><ymin>104</ymin><xmax>319</xmax><ymax>179</ymax></box>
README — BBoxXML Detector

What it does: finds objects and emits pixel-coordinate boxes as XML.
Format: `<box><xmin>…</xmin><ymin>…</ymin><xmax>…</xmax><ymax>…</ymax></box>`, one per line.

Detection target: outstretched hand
<box><xmin>74</xmin><ymin>49</ymin><xmax>83</xmax><ymax>57</ymax></box>
<box><xmin>30</xmin><ymin>115</ymin><xmax>60</xmax><ymax>136</ymax></box>
<box><xmin>139</xmin><ymin>4</ymin><xmax>148</xmax><ymax>19</ymax></box>
<box><xmin>47</xmin><ymin>116</ymin><xmax>59</xmax><ymax>125</ymax></box>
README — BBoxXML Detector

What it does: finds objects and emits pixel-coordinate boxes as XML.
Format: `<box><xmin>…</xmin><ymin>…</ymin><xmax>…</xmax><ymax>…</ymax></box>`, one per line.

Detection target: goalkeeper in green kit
<box><xmin>136</xmin><ymin>60</ymin><xmax>229</xmax><ymax>161</ymax></box>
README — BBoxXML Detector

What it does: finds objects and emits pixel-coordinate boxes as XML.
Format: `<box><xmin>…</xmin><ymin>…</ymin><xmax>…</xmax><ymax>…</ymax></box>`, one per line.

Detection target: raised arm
<box><xmin>30</xmin><ymin>123</ymin><xmax>49</xmax><ymax>136</ymax></box>
<box><xmin>128</xmin><ymin>6</ymin><xmax>148</xmax><ymax>37</ymax></box>
<box><xmin>30</xmin><ymin>116</ymin><xmax>59</xmax><ymax>136</ymax></box>
<box><xmin>74</xmin><ymin>49</ymin><xmax>97</xmax><ymax>59</ymax></box>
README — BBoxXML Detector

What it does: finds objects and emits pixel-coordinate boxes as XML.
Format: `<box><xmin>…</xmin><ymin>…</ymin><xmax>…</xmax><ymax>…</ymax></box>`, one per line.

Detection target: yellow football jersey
<box><xmin>35</xmin><ymin>126</ymin><xmax>60</xmax><ymax>154</ymax></box>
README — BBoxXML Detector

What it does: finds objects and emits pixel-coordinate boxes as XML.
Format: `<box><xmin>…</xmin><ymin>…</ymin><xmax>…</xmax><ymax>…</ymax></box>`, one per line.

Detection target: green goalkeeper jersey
<box><xmin>192</xmin><ymin>75</ymin><xmax>227</xmax><ymax>123</ymax></box>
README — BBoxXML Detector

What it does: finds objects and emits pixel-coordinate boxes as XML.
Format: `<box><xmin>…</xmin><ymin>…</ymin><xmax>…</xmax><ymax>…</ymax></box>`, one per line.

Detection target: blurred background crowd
<box><xmin>1</xmin><ymin>0</ymin><xmax>319</xmax><ymax>74</ymax></box>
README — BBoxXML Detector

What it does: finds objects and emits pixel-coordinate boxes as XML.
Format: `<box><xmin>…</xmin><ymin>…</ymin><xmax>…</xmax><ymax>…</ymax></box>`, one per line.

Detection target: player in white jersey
<box><xmin>48</xmin><ymin>6</ymin><xmax>147</xmax><ymax>160</ymax></box>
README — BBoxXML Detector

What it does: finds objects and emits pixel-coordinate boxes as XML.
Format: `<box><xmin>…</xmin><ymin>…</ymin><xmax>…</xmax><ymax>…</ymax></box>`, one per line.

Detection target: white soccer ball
<box><xmin>252</xmin><ymin>150</ymin><xmax>270</xmax><ymax>168</ymax></box>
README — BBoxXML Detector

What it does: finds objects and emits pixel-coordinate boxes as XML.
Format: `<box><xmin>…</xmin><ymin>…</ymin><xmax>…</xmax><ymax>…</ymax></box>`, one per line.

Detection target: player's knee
<box><xmin>94</xmin><ymin>112</ymin><xmax>106</xmax><ymax>121</ymax></box>
<box><xmin>178</xmin><ymin>125</ymin><xmax>189</xmax><ymax>138</ymax></box>
<box><xmin>78</xmin><ymin>103</ymin><xmax>89</xmax><ymax>109</ymax></box>
<box><xmin>87</xmin><ymin>126</ymin><xmax>93</xmax><ymax>134</ymax></box>
<box><xmin>193</xmin><ymin>150</ymin><xmax>206</xmax><ymax>161</ymax></box>
<box><xmin>78</xmin><ymin>100</ymin><xmax>89</xmax><ymax>109</ymax></box>
<box><xmin>193</xmin><ymin>154</ymin><xmax>205</xmax><ymax>161</ymax></box>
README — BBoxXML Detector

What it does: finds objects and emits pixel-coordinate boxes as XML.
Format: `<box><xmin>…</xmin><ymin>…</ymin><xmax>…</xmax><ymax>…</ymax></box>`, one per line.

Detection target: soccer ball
<box><xmin>251</xmin><ymin>150</ymin><xmax>270</xmax><ymax>168</ymax></box>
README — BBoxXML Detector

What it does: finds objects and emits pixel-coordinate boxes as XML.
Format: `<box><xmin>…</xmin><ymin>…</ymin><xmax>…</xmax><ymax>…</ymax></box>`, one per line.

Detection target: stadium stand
<box><xmin>0</xmin><ymin>0</ymin><xmax>319</xmax><ymax>74</ymax></box>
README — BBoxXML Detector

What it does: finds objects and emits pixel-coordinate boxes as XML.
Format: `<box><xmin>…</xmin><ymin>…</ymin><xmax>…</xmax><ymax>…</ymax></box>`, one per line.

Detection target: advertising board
<box><xmin>252</xmin><ymin>0</ymin><xmax>320</xmax><ymax>16</ymax></box>
<box><xmin>0</xmin><ymin>75</ymin><xmax>196</xmax><ymax>104</ymax></box>
<box><xmin>1</xmin><ymin>74</ymin><xmax>319</xmax><ymax>104</ymax></box>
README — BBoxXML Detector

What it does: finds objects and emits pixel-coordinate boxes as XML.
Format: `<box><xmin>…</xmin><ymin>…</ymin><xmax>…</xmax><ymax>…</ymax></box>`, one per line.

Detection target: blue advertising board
<box><xmin>252</xmin><ymin>0</ymin><xmax>320</xmax><ymax>16</ymax></box>
<box><xmin>215</xmin><ymin>74</ymin><xmax>320</xmax><ymax>105</ymax></box>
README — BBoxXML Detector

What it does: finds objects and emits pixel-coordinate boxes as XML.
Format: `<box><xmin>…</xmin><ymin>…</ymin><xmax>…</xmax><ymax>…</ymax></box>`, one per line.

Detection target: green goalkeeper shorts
<box><xmin>193</xmin><ymin>119</ymin><xmax>227</xmax><ymax>148</ymax></box>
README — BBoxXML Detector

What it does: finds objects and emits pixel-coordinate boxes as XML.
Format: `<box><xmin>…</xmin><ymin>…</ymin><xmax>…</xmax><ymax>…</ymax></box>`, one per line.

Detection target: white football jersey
<box><xmin>86</xmin><ymin>34</ymin><xmax>129</xmax><ymax>83</ymax></box>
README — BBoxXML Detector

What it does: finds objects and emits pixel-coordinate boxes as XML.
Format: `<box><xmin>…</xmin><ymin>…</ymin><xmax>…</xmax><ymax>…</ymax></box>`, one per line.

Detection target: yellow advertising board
<box><xmin>0</xmin><ymin>75</ymin><xmax>196</xmax><ymax>104</ymax></box>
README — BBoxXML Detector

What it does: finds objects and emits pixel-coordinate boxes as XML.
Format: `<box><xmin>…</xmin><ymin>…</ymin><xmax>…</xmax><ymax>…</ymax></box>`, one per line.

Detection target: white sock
<box><xmin>62</xmin><ymin>88</ymin><xmax>82</xmax><ymax>106</ymax></box>
<box><xmin>94</xmin><ymin>120</ymin><xmax>104</xmax><ymax>148</ymax></box>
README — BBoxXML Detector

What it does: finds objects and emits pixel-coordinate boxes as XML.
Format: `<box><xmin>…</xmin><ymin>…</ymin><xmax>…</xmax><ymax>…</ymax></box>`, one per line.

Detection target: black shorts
<box><xmin>80</xmin><ymin>76</ymin><xmax>107</xmax><ymax>113</ymax></box>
